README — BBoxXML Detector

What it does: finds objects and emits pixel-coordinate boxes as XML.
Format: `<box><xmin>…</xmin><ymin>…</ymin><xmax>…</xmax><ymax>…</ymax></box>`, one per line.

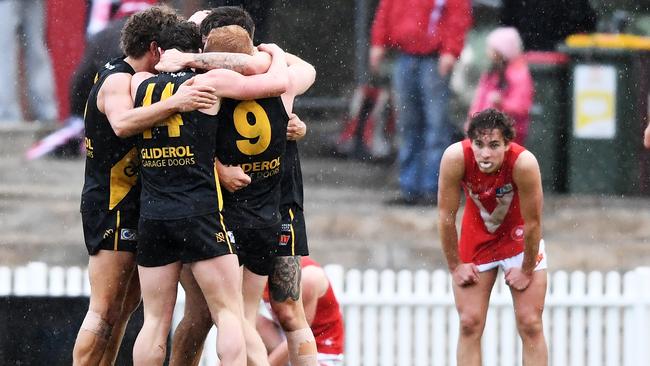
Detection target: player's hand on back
<box><xmin>171</xmin><ymin>77</ymin><xmax>219</xmax><ymax>112</ymax></box>
<box><xmin>504</xmin><ymin>267</ymin><xmax>532</xmax><ymax>291</ymax></box>
<box><xmin>286</xmin><ymin>113</ymin><xmax>306</xmax><ymax>141</ymax></box>
<box><xmin>218</xmin><ymin>164</ymin><xmax>251</xmax><ymax>193</ymax></box>
<box><xmin>452</xmin><ymin>263</ymin><xmax>479</xmax><ymax>287</ymax></box>
<box><xmin>155</xmin><ymin>48</ymin><xmax>189</xmax><ymax>73</ymax></box>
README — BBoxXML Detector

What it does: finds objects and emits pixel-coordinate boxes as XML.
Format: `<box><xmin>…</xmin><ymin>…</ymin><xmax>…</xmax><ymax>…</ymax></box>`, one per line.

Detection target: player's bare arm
<box><xmin>438</xmin><ymin>142</ymin><xmax>479</xmax><ymax>286</ymax></box>
<box><xmin>193</xmin><ymin>43</ymin><xmax>288</xmax><ymax>100</ymax></box>
<box><xmin>287</xmin><ymin>114</ymin><xmax>306</xmax><ymax>141</ymax></box>
<box><xmin>506</xmin><ymin>150</ymin><xmax>543</xmax><ymax>291</ymax></box>
<box><xmin>644</xmin><ymin>122</ymin><xmax>650</xmax><ymax>149</ymax></box>
<box><xmin>100</xmin><ymin>72</ymin><xmax>218</xmax><ymax>138</ymax></box>
<box><xmin>156</xmin><ymin>47</ymin><xmax>272</xmax><ymax>75</ymax></box>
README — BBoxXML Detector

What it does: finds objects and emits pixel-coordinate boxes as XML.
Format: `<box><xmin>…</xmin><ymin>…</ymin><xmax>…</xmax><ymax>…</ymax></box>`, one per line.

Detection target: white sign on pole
<box><xmin>573</xmin><ymin>65</ymin><xmax>617</xmax><ymax>139</ymax></box>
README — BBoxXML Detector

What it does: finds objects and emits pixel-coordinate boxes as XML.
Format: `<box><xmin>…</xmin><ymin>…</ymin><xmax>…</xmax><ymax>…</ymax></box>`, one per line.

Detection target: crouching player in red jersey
<box><xmin>438</xmin><ymin>108</ymin><xmax>548</xmax><ymax>366</ymax></box>
<box><xmin>257</xmin><ymin>257</ymin><xmax>344</xmax><ymax>366</ymax></box>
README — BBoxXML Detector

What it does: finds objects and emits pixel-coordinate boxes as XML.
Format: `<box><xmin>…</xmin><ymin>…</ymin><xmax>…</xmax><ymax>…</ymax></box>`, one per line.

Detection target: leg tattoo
<box><xmin>269</xmin><ymin>256</ymin><xmax>301</xmax><ymax>302</ymax></box>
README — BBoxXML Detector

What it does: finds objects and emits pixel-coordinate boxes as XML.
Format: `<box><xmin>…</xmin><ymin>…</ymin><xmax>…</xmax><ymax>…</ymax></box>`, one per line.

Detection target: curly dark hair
<box><xmin>467</xmin><ymin>108</ymin><xmax>516</xmax><ymax>142</ymax></box>
<box><xmin>158</xmin><ymin>21</ymin><xmax>202</xmax><ymax>53</ymax></box>
<box><xmin>200</xmin><ymin>6</ymin><xmax>255</xmax><ymax>39</ymax></box>
<box><xmin>120</xmin><ymin>5</ymin><xmax>180</xmax><ymax>58</ymax></box>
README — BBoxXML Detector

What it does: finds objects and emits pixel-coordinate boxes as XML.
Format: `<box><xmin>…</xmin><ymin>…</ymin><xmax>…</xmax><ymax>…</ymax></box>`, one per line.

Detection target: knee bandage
<box><xmin>286</xmin><ymin>328</ymin><xmax>318</xmax><ymax>366</ymax></box>
<box><xmin>80</xmin><ymin>311</ymin><xmax>113</xmax><ymax>341</ymax></box>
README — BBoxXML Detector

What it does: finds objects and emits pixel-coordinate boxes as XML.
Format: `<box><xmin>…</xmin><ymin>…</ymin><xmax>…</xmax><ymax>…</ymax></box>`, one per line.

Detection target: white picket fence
<box><xmin>2</xmin><ymin>263</ymin><xmax>650</xmax><ymax>366</ymax></box>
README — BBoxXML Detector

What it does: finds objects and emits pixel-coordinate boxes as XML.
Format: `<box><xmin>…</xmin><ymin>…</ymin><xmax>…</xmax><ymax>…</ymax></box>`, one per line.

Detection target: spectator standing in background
<box><xmin>0</xmin><ymin>0</ymin><xmax>58</xmax><ymax>123</ymax></box>
<box><xmin>369</xmin><ymin>0</ymin><xmax>472</xmax><ymax>206</ymax></box>
<box><xmin>467</xmin><ymin>27</ymin><xmax>533</xmax><ymax>146</ymax></box>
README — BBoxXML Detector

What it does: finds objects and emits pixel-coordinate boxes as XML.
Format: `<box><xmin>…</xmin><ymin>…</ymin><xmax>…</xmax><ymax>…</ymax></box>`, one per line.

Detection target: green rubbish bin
<box><xmin>562</xmin><ymin>38</ymin><xmax>650</xmax><ymax>196</ymax></box>
<box><xmin>524</xmin><ymin>51</ymin><xmax>571</xmax><ymax>193</ymax></box>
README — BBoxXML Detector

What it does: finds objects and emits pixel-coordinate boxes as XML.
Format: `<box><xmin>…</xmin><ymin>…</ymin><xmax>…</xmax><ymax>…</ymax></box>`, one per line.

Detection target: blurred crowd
<box><xmin>6</xmin><ymin>0</ymin><xmax>650</xmax><ymax>180</ymax></box>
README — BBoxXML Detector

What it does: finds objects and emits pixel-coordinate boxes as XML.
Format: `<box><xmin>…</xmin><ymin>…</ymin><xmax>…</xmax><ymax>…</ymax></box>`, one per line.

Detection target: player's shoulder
<box><xmin>442</xmin><ymin>141</ymin><xmax>465</xmax><ymax>163</ymax></box>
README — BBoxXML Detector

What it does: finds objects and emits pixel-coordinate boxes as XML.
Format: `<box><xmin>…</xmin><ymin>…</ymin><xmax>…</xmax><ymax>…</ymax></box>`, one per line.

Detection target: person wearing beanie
<box><xmin>467</xmin><ymin>27</ymin><xmax>534</xmax><ymax>146</ymax></box>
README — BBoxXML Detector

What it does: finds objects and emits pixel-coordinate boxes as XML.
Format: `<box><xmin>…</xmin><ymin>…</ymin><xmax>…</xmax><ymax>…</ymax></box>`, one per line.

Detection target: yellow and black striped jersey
<box><xmin>134</xmin><ymin>70</ymin><xmax>222</xmax><ymax>220</ymax></box>
<box><xmin>81</xmin><ymin>57</ymin><xmax>140</xmax><ymax>213</ymax></box>
<box><xmin>215</xmin><ymin>97</ymin><xmax>288</xmax><ymax>229</ymax></box>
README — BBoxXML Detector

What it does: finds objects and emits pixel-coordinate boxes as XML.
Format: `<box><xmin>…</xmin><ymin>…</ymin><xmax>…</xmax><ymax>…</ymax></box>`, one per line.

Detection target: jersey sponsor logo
<box><xmin>281</xmin><ymin>223</ymin><xmax>291</xmax><ymax>232</ymax></box>
<box><xmin>104</xmin><ymin>62</ymin><xmax>116</xmax><ymax>70</ymax></box>
<box><xmin>227</xmin><ymin>231</ymin><xmax>236</xmax><ymax>244</ymax></box>
<box><xmin>102</xmin><ymin>228</ymin><xmax>114</xmax><ymax>239</ymax></box>
<box><xmin>278</xmin><ymin>234</ymin><xmax>290</xmax><ymax>246</ymax></box>
<box><xmin>120</xmin><ymin>228</ymin><xmax>137</xmax><ymax>241</ymax></box>
<box><xmin>109</xmin><ymin>148</ymin><xmax>139</xmax><ymax>210</ymax></box>
<box><xmin>240</xmin><ymin>157</ymin><xmax>281</xmax><ymax>181</ymax></box>
<box><xmin>140</xmin><ymin>146</ymin><xmax>194</xmax><ymax>159</ymax></box>
<box><xmin>140</xmin><ymin>146</ymin><xmax>196</xmax><ymax>168</ymax></box>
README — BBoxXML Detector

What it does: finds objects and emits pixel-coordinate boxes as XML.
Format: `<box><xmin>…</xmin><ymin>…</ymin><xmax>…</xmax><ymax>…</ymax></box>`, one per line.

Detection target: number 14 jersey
<box><xmin>134</xmin><ymin>71</ymin><xmax>222</xmax><ymax>220</ymax></box>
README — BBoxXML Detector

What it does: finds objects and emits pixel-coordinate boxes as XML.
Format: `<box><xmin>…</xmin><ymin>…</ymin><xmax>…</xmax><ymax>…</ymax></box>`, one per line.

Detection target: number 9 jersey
<box><xmin>215</xmin><ymin>97</ymin><xmax>288</xmax><ymax>229</ymax></box>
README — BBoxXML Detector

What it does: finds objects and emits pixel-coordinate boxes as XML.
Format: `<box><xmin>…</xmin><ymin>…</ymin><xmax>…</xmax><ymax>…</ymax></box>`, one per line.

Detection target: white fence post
<box><xmin>345</xmin><ymin>269</ymin><xmax>362</xmax><ymax>366</ymax></box>
<box><xmin>623</xmin><ymin>271</ymin><xmax>636</xmax><ymax>366</ymax></box>
<box><xmin>379</xmin><ymin>269</ymin><xmax>395</xmax><ymax>366</ymax></box>
<box><xmin>362</xmin><ymin>270</ymin><xmax>378</xmax><ymax>366</ymax></box>
<box><xmin>414</xmin><ymin>270</ymin><xmax>430</xmax><ymax>366</ymax></box>
<box><xmin>633</xmin><ymin>267</ymin><xmax>650</xmax><ymax>365</ymax></box>
<box><xmin>587</xmin><ymin>271</ymin><xmax>604</xmax><ymax>366</ymax></box>
<box><xmin>431</xmin><ymin>270</ymin><xmax>448</xmax><ymax>366</ymax></box>
<box><xmin>552</xmin><ymin>271</ymin><xmax>569</xmax><ymax>366</ymax></box>
<box><xmin>396</xmin><ymin>270</ymin><xmax>413</xmax><ymax>366</ymax></box>
<box><xmin>570</xmin><ymin>271</ymin><xmax>586</xmax><ymax>366</ymax></box>
<box><xmin>605</xmin><ymin>271</ymin><xmax>621</xmax><ymax>366</ymax></box>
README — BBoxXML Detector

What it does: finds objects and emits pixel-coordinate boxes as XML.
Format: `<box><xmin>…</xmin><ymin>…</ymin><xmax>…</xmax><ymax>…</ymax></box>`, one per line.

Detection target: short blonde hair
<box><xmin>203</xmin><ymin>25</ymin><xmax>254</xmax><ymax>55</ymax></box>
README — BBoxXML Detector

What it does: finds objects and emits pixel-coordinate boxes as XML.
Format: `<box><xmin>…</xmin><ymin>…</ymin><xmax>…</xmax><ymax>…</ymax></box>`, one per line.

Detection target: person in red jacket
<box><xmin>467</xmin><ymin>27</ymin><xmax>533</xmax><ymax>145</ymax></box>
<box><xmin>257</xmin><ymin>257</ymin><xmax>345</xmax><ymax>366</ymax></box>
<box><xmin>438</xmin><ymin>108</ymin><xmax>548</xmax><ymax>366</ymax></box>
<box><xmin>369</xmin><ymin>0</ymin><xmax>472</xmax><ymax>206</ymax></box>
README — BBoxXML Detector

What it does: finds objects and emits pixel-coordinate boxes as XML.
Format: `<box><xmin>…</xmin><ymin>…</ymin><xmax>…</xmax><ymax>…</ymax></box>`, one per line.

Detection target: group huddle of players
<box><xmin>73</xmin><ymin>5</ymin><xmax>343</xmax><ymax>366</ymax></box>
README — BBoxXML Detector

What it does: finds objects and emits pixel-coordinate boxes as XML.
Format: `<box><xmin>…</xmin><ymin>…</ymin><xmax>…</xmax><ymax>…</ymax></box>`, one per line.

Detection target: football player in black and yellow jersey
<box><xmin>73</xmin><ymin>6</ymin><xmax>225</xmax><ymax>366</ymax></box>
<box><xmin>163</xmin><ymin>8</ymin><xmax>319</xmax><ymax>366</ymax></box>
<box><xmin>129</xmin><ymin>20</ymin><xmax>289</xmax><ymax>365</ymax></box>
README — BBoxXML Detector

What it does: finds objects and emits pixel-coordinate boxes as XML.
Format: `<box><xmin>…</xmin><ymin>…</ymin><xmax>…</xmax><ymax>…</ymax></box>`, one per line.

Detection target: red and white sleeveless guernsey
<box><xmin>459</xmin><ymin>139</ymin><xmax>527</xmax><ymax>265</ymax></box>
<box><xmin>300</xmin><ymin>257</ymin><xmax>344</xmax><ymax>355</ymax></box>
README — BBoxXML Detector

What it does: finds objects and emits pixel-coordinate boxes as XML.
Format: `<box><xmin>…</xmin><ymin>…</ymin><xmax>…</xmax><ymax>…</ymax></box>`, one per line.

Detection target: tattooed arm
<box><xmin>156</xmin><ymin>48</ymin><xmax>271</xmax><ymax>75</ymax></box>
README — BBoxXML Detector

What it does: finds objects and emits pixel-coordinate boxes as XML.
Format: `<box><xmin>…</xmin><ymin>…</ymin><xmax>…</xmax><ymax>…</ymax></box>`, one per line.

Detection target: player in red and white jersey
<box><xmin>257</xmin><ymin>257</ymin><xmax>344</xmax><ymax>366</ymax></box>
<box><xmin>438</xmin><ymin>108</ymin><xmax>547</xmax><ymax>366</ymax></box>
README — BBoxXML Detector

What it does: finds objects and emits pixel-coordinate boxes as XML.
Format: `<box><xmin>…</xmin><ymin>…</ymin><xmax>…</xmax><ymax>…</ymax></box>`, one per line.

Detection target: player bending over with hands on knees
<box><xmin>438</xmin><ymin>108</ymin><xmax>548</xmax><ymax>366</ymax></box>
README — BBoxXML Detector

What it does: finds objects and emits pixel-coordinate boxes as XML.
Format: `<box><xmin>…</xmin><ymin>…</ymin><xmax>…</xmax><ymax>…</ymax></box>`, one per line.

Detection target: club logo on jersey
<box><xmin>511</xmin><ymin>225</ymin><xmax>524</xmax><ymax>241</ymax></box>
<box><xmin>215</xmin><ymin>232</ymin><xmax>225</xmax><ymax>242</ymax></box>
<box><xmin>496</xmin><ymin>184</ymin><xmax>513</xmax><ymax>197</ymax></box>
<box><xmin>278</xmin><ymin>234</ymin><xmax>290</xmax><ymax>246</ymax></box>
<box><xmin>120</xmin><ymin>228</ymin><xmax>137</xmax><ymax>241</ymax></box>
